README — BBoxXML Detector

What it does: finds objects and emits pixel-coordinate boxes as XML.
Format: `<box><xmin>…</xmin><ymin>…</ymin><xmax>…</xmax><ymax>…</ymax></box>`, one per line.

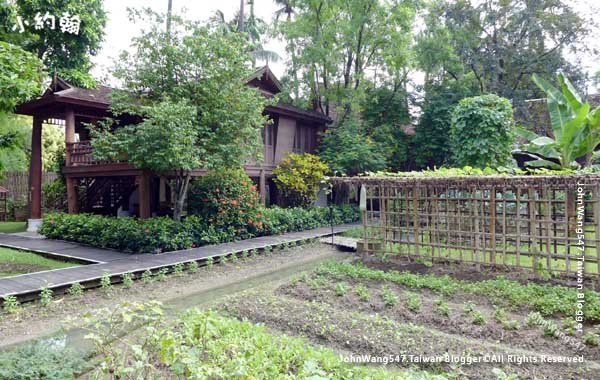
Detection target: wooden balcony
<box><xmin>66</xmin><ymin>140</ymin><xmax>118</xmax><ymax>166</ymax></box>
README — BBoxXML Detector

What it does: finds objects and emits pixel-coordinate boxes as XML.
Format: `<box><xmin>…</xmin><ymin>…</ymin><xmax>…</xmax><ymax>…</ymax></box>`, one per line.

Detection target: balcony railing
<box><xmin>66</xmin><ymin>141</ymin><xmax>115</xmax><ymax>166</ymax></box>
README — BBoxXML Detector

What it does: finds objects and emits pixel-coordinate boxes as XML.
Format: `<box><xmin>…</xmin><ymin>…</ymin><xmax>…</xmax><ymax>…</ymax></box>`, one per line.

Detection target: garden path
<box><xmin>0</xmin><ymin>224</ymin><xmax>356</xmax><ymax>301</ymax></box>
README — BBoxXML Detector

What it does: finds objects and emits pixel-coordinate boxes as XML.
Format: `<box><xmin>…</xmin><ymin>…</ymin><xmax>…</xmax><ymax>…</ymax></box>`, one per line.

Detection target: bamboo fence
<box><xmin>332</xmin><ymin>175</ymin><xmax>600</xmax><ymax>278</ymax></box>
<box><xmin>0</xmin><ymin>171</ymin><xmax>58</xmax><ymax>203</ymax></box>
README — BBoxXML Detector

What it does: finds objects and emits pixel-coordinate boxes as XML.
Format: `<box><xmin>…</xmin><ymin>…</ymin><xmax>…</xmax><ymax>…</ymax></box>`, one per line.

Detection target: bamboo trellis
<box><xmin>332</xmin><ymin>175</ymin><xmax>600</xmax><ymax>278</ymax></box>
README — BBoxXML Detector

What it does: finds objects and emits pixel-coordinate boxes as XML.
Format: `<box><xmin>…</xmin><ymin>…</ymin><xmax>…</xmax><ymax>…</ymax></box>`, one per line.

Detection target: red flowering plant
<box><xmin>187</xmin><ymin>168</ymin><xmax>266</xmax><ymax>238</ymax></box>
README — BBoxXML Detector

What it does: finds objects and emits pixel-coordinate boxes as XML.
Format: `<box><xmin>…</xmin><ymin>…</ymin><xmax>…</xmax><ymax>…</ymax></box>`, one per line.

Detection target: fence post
<box><xmin>490</xmin><ymin>187</ymin><xmax>496</xmax><ymax>266</ymax></box>
<box><xmin>412</xmin><ymin>184</ymin><xmax>420</xmax><ymax>257</ymax></box>
<box><xmin>529</xmin><ymin>187</ymin><xmax>540</xmax><ymax>278</ymax></box>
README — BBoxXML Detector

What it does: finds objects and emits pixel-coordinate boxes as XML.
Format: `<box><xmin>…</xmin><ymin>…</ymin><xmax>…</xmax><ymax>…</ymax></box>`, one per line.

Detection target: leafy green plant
<box><xmin>273</xmin><ymin>153</ymin><xmax>329</xmax><ymax>207</ymax></box>
<box><xmin>450</xmin><ymin>94</ymin><xmax>515</xmax><ymax>168</ymax></box>
<box><xmin>206</xmin><ymin>257</ymin><xmax>214</xmax><ymax>268</ymax></box>
<box><xmin>3</xmin><ymin>295</ymin><xmax>20</xmax><ymax>314</ymax></box>
<box><xmin>122</xmin><ymin>273</ymin><xmax>134</xmax><ymax>288</ymax></box>
<box><xmin>355</xmin><ymin>283</ymin><xmax>370</xmax><ymax>301</ymax></box>
<box><xmin>141</xmin><ymin>270</ymin><xmax>153</xmax><ymax>283</ymax></box>
<box><xmin>434</xmin><ymin>299</ymin><xmax>451</xmax><ymax>317</ymax></box>
<box><xmin>188</xmin><ymin>261</ymin><xmax>199</xmax><ymax>273</ymax></box>
<box><xmin>516</xmin><ymin>73</ymin><xmax>600</xmax><ymax>169</ymax></box>
<box><xmin>583</xmin><ymin>332</ymin><xmax>600</xmax><ymax>346</ymax></box>
<box><xmin>241</xmin><ymin>250</ymin><xmax>249</xmax><ymax>260</ymax></box>
<box><xmin>230</xmin><ymin>252</ymin><xmax>239</xmax><ymax>263</ymax></box>
<box><xmin>173</xmin><ymin>263</ymin><xmax>184</xmax><ymax>276</ymax></box>
<box><xmin>220</xmin><ymin>254</ymin><xmax>229</xmax><ymax>264</ymax></box>
<box><xmin>463</xmin><ymin>301</ymin><xmax>475</xmax><ymax>314</ymax></box>
<box><xmin>335</xmin><ymin>282</ymin><xmax>349</xmax><ymax>297</ymax></box>
<box><xmin>406</xmin><ymin>293</ymin><xmax>422</xmax><ymax>312</ymax></box>
<box><xmin>562</xmin><ymin>318</ymin><xmax>577</xmax><ymax>336</ymax></box>
<box><xmin>502</xmin><ymin>320</ymin><xmax>519</xmax><ymax>330</ymax></box>
<box><xmin>39</xmin><ymin>286</ymin><xmax>53</xmax><ymax>307</ymax></box>
<box><xmin>100</xmin><ymin>273</ymin><xmax>112</xmax><ymax>293</ymax></box>
<box><xmin>250</xmin><ymin>249</ymin><xmax>258</xmax><ymax>258</ymax></box>
<box><xmin>67</xmin><ymin>282</ymin><xmax>84</xmax><ymax>297</ymax></box>
<box><xmin>156</xmin><ymin>268</ymin><xmax>168</xmax><ymax>281</ymax></box>
<box><xmin>381</xmin><ymin>285</ymin><xmax>398</xmax><ymax>307</ymax></box>
<box><xmin>471</xmin><ymin>310</ymin><xmax>486</xmax><ymax>325</ymax></box>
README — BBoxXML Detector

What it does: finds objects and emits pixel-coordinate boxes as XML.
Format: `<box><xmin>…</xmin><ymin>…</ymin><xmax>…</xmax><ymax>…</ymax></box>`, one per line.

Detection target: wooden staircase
<box><xmin>79</xmin><ymin>177</ymin><xmax>137</xmax><ymax>215</ymax></box>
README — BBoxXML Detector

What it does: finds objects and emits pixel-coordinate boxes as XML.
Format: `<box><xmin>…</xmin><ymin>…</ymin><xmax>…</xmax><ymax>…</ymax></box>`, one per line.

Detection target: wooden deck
<box><xmin>0</xmin><ymin>224</ymin><xmax>357</xmax><ymax>301</ymax></box>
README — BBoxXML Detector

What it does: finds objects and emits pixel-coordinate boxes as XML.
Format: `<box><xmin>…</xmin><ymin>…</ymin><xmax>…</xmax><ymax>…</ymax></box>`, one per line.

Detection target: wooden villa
<box><xmin>15</xmin><ymin>66</ymin><xmax>331</xmax><ymax>229</ymax></box>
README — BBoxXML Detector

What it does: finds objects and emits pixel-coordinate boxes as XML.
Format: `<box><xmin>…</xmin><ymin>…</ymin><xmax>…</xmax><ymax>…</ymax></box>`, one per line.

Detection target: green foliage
<box><xmin>42</xmin><ymin>178</ymin><xmax>67</xmax><ymax>213</ymax></box>
<box><xmin>273</xmin><ymin>153</ymin><xmax>329</xmax><ymax>207</ymax></box>
<box><xmin>40</xmin><ymin>205</ymin><xmax>360</xmax><ymax>254</ymax></box>
<box><xmin>172</xmin><ymin>263</ymin><xmax>184</xmax><ymax>276</ymax></box>
<box><xmin>187</xmin><ymin>261</ymin><xmax>199</xmax><ymax>273</ymax></box>
<box><xmin>121</xmin><ymin>273</ymin><xmax>134</xmax><ymax>288</ymax></box>
<box><xmin>434</xmin><ymin>299</ymin><xmax>451</xmax><ymax>317</ymax></box>
<box><xmin>155</xmin><ymin>268</ymin><xmax>168</xmax><ymax>282</ymax></box>
<box><xmin>188</xmin><ymin>168</ymin><xmax>263</xmax><ymax>238</ymax></box>
<box><xmin>583</xmin><ymin>332</ymin><xmax>600</xmax><ymax>346</ymax></box>
<box><xmin>334</xmin><ymin>282</ymin><xmax>349</xmax><ymax>297</ymax></box>
<box><xmin>2</xmin><ymin>295</ymin><xmax>19</xmax><ymax>313</ymax></box>
<box><xmin>94</xmin><ymin>10</ymin><xmax>267</xmax><ymax>220</ymax></box>
<box><xmin>450</xmin><ymin>94</ymin><xmax>515</xmax><ymax>168</ymax></box>
<box><xmin>67</xmin><ymin>282</ymin><xmax>84</xmax><ymax>297</ymax></box>
<box><xmin>318</xmin><ymin>116</ymin><xmax>387</xmax><ymax>175</ymax></box>
<box><xmin>406</xmin><ymin>293</ymin><xmax>422</xmax><ymax>312</ymax></box>
<box><xmin>0</xmin><ymin>42</ymin><xmax>44</xmax><ymax>112</ymax></box>
<box><xmin>141</xmin><ymin>270</ymin><xmax>152</xmax><ymax>283</ymax></box>
<box><xmin>0</xmin><ymin>340</ymin><xmax>84</xmax><ymax>380</ymax></box>
<box><xmin>39</xmin><ymin>286</ymin><xmax>53</xmax><ymax>307</ymax></box>
<box><xmin>517</xmin><ymin>73</ymin><xmax>600</xmax><ymax>169</ymax></box>
<box><xmin>381</xmin><ymin>285</ymin><xmax>398</xmax><ymax>307</ymax></box>
<box><xmin>205</xmin><ymin>257</ymin><xmax>214</xmax><ymax>269</ymax></box>
<box><xmin>317</xmin><ymin>262</ymin><xmax>600</xmax><ymax>322</ymax></box>
<box><xmin>413</xmin><ymin>79</ymin><xmax>478</xmax><ymax>169</ymax></box>
<box><xmin>100</xmin><ymin>273</ymin><xmax>112</xmax><ymax>293</ymax></box>
<box><xmin>4</xmin><ymin>0</ymin><xmax>107</xmax><ymax>88</ymax></box>
<box><xmin>470</xmin><ymin>310</ymin><xmax>486</xmax><ymax>325</ymax></box>
<box><xmin>75</xmin><ymin>301</ymin><xmax>404</xmax><ymax>379</ymax></box>
<box><xmin>355</xmin><ymin>283</ymin><xmax>370</xmax><ymax>301</ymax></box>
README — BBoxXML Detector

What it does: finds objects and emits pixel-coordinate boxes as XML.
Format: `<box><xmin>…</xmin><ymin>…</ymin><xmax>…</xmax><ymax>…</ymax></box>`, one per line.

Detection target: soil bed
<box><xmin>219</xmin><ymin>258</ymin><xmax>600</xmax><ymax>379</ymax></box>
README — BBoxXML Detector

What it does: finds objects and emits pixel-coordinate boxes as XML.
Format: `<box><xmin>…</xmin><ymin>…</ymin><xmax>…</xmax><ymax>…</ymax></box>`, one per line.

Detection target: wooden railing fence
<box><xmin>0</xmin><ymin>171</ymin><xmax>58</xmax><ymax>203</ymax></box>
<box><xmin>332</xmin><ymin>175</ymin><xmax>600</xmax><ymax>278</ymax></box>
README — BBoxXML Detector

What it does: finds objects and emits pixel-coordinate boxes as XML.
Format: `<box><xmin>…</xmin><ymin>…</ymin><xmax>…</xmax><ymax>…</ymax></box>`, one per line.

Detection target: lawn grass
<box><xmin>0</xmin><ymin>222</ymin><xmax>26</xmax><ymax>233</ymax></box>
<box><xmin>0</xmin><ymin>247</ymin><xmax>78</xmax><ymax>277</ymax></box>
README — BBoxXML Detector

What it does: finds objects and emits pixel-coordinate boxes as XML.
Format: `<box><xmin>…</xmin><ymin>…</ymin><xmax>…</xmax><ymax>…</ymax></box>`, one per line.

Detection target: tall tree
<box><xmin>416</xmin><ymin>0</ymin><xmax>590</xmax><ymax>102</ymax></box>
<box><xmin>1</xmin><ymin>0</ymin><xmax>107</xmax><ymax>87</ymax></box>
<box><xmin>92</xmin><ymin>10</ymin><xmax>268</xmax><ymax>221</ymax></box>
<box><xmin>276</xmin><ymin>0</ymin><xmax>417</xmax><ymax>118</ymax></box>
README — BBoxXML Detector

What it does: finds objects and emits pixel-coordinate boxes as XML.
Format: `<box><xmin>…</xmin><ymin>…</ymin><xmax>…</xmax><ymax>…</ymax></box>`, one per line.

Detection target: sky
<box><xmin>92</xmin><ymin>0</ymin><xmax>288</xmax><ymax>82</ymax></box>
<box><xmin>93</xmin><ymin>0</ymin><xmax>599</xmax><ymax>90</ymax></box>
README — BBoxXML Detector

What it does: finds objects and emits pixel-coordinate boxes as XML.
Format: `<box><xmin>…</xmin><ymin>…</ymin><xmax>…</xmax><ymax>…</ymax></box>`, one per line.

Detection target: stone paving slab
<box><xmin>0</xmin><ymin>223</ymin><xmax>357</xmax><ymax>300</ymax></box>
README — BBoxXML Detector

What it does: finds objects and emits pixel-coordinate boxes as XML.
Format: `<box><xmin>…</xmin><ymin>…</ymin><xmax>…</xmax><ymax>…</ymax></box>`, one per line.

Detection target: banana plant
<box><xmin>516</xmin><ymin>73</ymin><xmax>600</xmax><ymax>169</ymax></box>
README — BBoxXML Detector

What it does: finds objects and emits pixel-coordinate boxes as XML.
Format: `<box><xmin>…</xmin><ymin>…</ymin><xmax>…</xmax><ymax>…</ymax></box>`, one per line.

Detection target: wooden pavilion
<box><xmin>15</xmin><ymin>66</ymin><xmax>331</xmax><ymax>229</ymax></box>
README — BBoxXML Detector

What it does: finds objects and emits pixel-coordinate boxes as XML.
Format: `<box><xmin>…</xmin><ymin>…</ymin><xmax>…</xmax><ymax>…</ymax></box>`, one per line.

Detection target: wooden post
<box><xmin>259</xmin><ymin>170</ymin><xmax>267</xmax><ymax>205</ymax></box>
<box><xmin>29</xmin><ymin>116</ymin><xmax>43</xmax><ymax>220</ymax></box>
<box><xmin>65</xmin><ymin>108</ymin><xmax>75</xmax><ymax>166</ymax></box>
<box><xmin>529</xmin><ymin>187</ymin><xmax>540</xmax><ymax>277</ymax></box>
<box><xmin>138</xmin><ymin>171</ymin><xmax>151</xmax><ymax>219</ymax></box>
<box><xmin>66</xmin><ymin>178</ymin><xmax>78</xmax><ymax>213</ymax></box>
<box><xmin>490</xmin><ymin>187</ymin><xmax>496</xmax><ymax>265</ymax></box>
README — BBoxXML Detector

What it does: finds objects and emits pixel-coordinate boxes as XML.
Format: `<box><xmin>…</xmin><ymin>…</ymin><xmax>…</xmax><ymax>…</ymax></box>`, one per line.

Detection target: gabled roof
<box><xmin>246</xmin><ymin>65</ymin><xmax>283</xmax><ymax>95</ymax></box>
<box><xmin>16</xmin><ymin>68</ymin><xmax>331</xmax><ymax>123</ymax></box>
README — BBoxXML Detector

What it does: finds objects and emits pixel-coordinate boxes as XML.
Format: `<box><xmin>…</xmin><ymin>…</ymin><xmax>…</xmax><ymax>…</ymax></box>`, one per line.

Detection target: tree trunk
<box><xmin>172</xmin><ymin>172</ymin><xmax>191</xmax><ymax>222</ymax></box>
<box><xmin>166</xmin><ymin>0</ymin><xmax>173</xmax><ymax>34</ymax></box>
<box><xmin>238</xmin><ymin>0</ymin><xmax>245</xmax><ymax>32</ymax></box>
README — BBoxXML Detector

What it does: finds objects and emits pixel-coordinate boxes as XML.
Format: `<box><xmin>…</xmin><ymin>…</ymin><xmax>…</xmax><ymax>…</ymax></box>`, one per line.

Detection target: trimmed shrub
<box><xmin>187</xmin><ymin>168</ymin><xmax>264</xmax><ymax>238</ymax></box>
<box><xmin>450</xmin><ymin>94</ymin><xmax>514</xmax><ymax>168</ymax></box>
<box><xmin>40</xmin><ymin>204</ymin><xmax>359</xmax><ymax>254</ymax></box>
<box><xmin>273</xmin><ymin>153</ymin><xmax>329</xmax><ymax>207</ymax></box>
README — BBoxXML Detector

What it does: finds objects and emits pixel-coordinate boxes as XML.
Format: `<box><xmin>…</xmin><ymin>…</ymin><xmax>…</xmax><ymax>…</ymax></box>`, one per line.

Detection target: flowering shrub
<box><xmin>187</xmin><ymin>169</ymin><xmax>264</xmax><ymax>238</ymax></box>
<box><xmin>273</xmin><ymin>153</ymin><xmax>329</xmax><ymax>207</ymax></box>
<box><xmin>40</xmin><ymin>204</ymin><xmax>359</xmax><ymax>254</ymax></box>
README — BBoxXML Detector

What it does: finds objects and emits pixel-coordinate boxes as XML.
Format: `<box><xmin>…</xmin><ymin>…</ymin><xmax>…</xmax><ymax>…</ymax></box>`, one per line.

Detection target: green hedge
<box><xmin>39</xmin><ymin>205</ymin><xmax>359</xmax><ymax>254</ymax></box>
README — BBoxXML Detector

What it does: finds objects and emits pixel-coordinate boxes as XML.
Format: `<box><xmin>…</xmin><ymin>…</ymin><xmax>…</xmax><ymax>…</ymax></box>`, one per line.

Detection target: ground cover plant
<box><xmin>223</xmin><ymin>259</ymin><xmax>600</xmax><ymax>379</ymax></box>
<box><xmin>0</xmin><ymin>247</ymin><xmax>78</xmax><ymax>277</ymax></box>
<box><xmin>39</xmin><ymin>204</ymin><xmax>359</xmax><ymax>253</ymax></box>
<box><xmin>71</xmin><ymin>301</ymin><xmax>439</xmax><ymax>380</ymax></box>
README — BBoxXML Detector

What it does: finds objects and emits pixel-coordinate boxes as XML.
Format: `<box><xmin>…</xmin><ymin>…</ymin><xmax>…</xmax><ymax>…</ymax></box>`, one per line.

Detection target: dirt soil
<box><xmin>0</xmin><ymin>243</ymin><xmax>347</xmax><ymax>349</ymax></box>
<box><xmin>219</xmin><ymin>259</ymin><xmax>600</xmax><ymax>380</ymax></box>
<box><xmin>363</xmin><ymin>257</ymin><xmax>600</xmax><ymax>291</ymax></box>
